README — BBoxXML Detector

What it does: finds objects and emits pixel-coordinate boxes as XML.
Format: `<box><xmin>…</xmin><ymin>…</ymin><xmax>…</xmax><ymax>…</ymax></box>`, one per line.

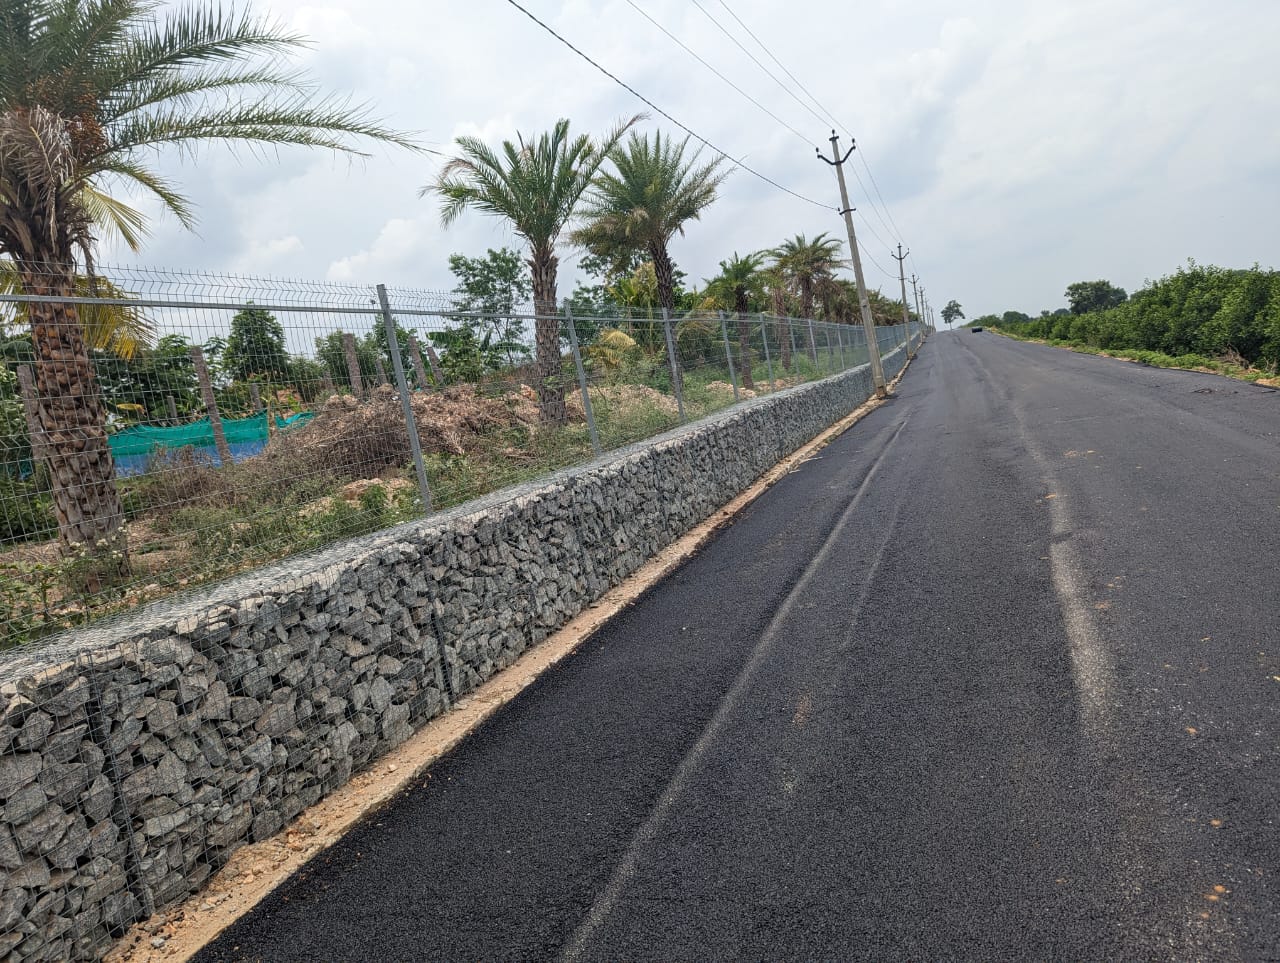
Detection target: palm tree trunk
<box><xmin>800</xmin><ymin>278</ymin><xmax>818</xmax><ymax>364</ymax></box>
<box><xmin>529</xmin><ymin>249</ymin><xmax>566</xmax><ymax>425</ymax></box>
<box><xmin>650</xmin><ymin>242</ymin><xmax>676</xmax><ymax>315</ymax></box>
<box><xmin>18</xmin><ymin>264</ymin><xmax>128</xmax><ymax>586</ymax></box>
<box><xmin>772</xmin><ymin>287</ymin><xmax>792</xmax><ymax>371</ymax></box>
<box><xmin>734</xmin><ymin>292</ymin><xmax>755</xmax><ymax>390</ymax></box>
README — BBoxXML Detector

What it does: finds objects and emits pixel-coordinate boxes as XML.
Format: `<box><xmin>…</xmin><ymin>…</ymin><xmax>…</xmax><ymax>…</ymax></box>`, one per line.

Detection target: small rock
<box><xmin>151</xmin><ymin>936</ymin><xmax>167</xmax><ymax>949</ymax></box>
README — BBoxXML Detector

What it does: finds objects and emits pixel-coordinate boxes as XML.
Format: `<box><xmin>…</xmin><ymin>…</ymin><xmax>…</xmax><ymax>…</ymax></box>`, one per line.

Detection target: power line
<box><xmin>499</xmin><ymin>0</ymin><xmax>831</xmax><ymax>210</ymax></box>
<box><xmin>858</xmin><ymin>241</ymin><xmax>895</xmax><ymax>281</ymax></box>
<box><xmin>713</xmin><ymin>0</ymin><xmax>907</xmax><ymax>247</ymax></box>
<box><xmin>714</xmin><ymin>0</ymin><xmax>836</xmax><ymax>129</ymax></box>
<box><xmin>620</xmin><ymin>0</ymin><xmax>815</xmax><ymax>149</ymax></box>
<box><xmin>857</xmin><ymin>149</ymin><xmax>905</xmax><ymax>241</ymax></box>
<box><xmin>688</xmin><ymin>0</ymin><xmax>830</xmax><ymax>131</ymax></box>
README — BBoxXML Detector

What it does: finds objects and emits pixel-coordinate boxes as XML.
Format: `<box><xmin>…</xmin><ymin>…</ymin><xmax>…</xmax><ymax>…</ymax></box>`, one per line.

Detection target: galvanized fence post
<box><xmin>377</xmin><ymin>283</ymin><xmax>434</xmax><ymax>515</ymax></box>
<box><xmin>662</xmin><ymin>308</ymin><xmax>686</xmax><ymax>423</ymax></box>
<box><xmin>718</xmin><ymin>311</ymin><xmax>740</xmax><ymax>403</ymax></box>
<box><xmin>760</xmin><ymin>314</ymin><xmax>775</xmax><ymax>391</ymax></box>
<box><xmin>565</xmin><ymin>306</ymin><xmax>602</xmax><ymax>457</ymax></box>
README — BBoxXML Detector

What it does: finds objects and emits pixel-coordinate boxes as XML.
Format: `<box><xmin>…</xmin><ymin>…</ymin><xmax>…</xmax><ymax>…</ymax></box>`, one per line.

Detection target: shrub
<box><xmin>0</xmin><ymin>474</ymin><xmax>55</xmax><ymax>542</ymax></box>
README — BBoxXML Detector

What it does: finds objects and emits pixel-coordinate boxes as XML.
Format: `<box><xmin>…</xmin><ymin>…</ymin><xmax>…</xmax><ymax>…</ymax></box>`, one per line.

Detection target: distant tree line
<box><xmin>970</xmin><ymin>263</ymin><xmax>1280</xmax><ymax>368</ymax></box>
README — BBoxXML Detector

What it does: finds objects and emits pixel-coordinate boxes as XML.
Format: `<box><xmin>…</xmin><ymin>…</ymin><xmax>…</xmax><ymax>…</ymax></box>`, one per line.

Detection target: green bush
<box><xmin>996</xmin><ymin>262</ymin><xmax>1280</xmax><ymax>369</ymax></box>
<box><xmin>0</xmin><ymin>475</ymin><xmax>55</xmax><ymax>542</ymax></box>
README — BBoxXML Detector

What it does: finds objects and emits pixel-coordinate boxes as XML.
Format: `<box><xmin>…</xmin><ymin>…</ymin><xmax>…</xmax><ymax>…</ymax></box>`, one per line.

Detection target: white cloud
<box><xmin>100</xmin><ymin>0</ymin><xmax>1279</xmax><ymax>320</ymax></box>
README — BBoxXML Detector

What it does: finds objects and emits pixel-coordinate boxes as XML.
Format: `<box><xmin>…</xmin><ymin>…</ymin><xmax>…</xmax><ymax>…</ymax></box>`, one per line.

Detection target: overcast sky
<box><xmin>105</xmin><ymin>0</ymin><xmax>1280</xmax><ymax>319</ymax></box>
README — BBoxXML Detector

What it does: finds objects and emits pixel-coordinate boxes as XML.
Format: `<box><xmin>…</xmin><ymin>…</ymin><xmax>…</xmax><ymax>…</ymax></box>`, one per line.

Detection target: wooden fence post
<box><xmin>190</xmin><ymin>345</ymin><xmax>232</xmax><ymax>465</ymax></box>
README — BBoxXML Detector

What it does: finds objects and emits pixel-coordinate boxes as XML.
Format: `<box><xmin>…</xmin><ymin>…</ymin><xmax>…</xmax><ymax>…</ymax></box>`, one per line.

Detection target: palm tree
<box><xmin>1</xmin><ymin>264</ymin><xmax>152</xmax><ymax>358</ymax></box>
<box><xmin>0</xmin><ymin>0</ymin><xmax>414</xmax><ymax>582</ymax></box>
<box><xmin>767</xmin><ymin>233</ymin><xmax>843</xmax><ymax>318</ymax></box>
<box><xmin>573</xmin><ymin>131</ymin><xmax>727</xmax><ymax>315</ymax></box>
<box><xmin>760</xmin><ymin>266</ymin><xmax>793</xmax><ymax>371</ymax></box>
<box><xmin>768</xmin><ymin>233</ymin><xmax>843</xmax><ymax>366</ymax></box>
<box><xmin>433</xmin><ymin>117</ymin><xmax>639</xmax><ymax>425</ymax></box>
<box><xmin>706</xmin><ymin>253</ymin><xmax>763</xmax><ymax>390</ymax></box>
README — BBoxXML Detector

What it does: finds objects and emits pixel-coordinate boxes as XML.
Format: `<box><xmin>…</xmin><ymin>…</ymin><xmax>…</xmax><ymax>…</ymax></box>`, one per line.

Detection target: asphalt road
<box><xmin>198</xmin><ymin>332</ymin><xmax>1280</xmax><ymax>962</ymax></box>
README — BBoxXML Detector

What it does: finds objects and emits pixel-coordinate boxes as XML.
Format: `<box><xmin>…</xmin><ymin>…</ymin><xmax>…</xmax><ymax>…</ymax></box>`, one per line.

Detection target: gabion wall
<box><xmin>0</xmin><ymin>350</ymin><xmax>903</xmax><ymax>961</ymax></box>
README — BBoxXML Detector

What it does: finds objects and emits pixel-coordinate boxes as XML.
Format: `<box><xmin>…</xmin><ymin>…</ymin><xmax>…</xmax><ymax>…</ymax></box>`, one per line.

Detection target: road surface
<box><xmin>198</xmin><ymin>333</ymin><xmax>1280</xmax><ymax>961</ymax></box>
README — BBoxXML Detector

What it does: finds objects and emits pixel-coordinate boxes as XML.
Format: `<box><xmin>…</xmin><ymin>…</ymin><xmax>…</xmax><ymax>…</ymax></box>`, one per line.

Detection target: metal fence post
<box><xmin>662</xmin><ymin>308</ymin><xmax>686</xmax><ymax>423</ymax></box>
<box><xmin>718</xmin><ymin>311</ymin><xmax>740</xmax><ymax>403</ymax></box>
<box><xmin>759</xmin><ymin>314</ymin><xmax>775</xmax><ymax>392</ymax></box>
<box><xmin>377</xmin><ymin>284</ymin><xmax>433</xmax><ymax>514</ymax></box>
<box><xmin>806</xmin><ymin>317</ymin><xmax>819</xmax><ymax>369</ymax></box>
<box><xmin>565</xmin><ymin>306</ymin><xmax>601</xmax><ymax>457</ymax></box>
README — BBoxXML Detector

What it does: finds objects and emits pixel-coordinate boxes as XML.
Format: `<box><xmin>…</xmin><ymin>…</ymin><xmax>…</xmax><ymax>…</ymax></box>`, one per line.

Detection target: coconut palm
<box><xmin>705</xmin><ymin>252</ymin><xmax>763</xmax><ymax>390</ymax></box>
<box><xmin>0</xmin><ymin>0</ymin><xmax>414</xmax><ymax>581</ymax></box>
<box><xmin>433</xmin><ymin>117</ymin><xmax>640</xmax><ymax>425</ymax></box>
<box><xmin>573</xmin><ymin>131</ymin><xmax>727</xmax><ymax>315</ymax></box>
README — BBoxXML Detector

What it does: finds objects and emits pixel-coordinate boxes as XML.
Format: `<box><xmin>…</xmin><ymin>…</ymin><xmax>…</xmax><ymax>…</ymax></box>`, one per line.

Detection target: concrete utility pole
<box><xmin>910</xmin><ymin>274</ymin><xmax>924</xmax><ymax>335</ymax></box>
<box><xmin>891</xmin><ymin>244</ymin><xmax>915</xmax><ymax>359</ymax></box>
<box><xmin>818</xmin><ymin>131</ymin><xmax>887</xmax><ymax>398</ymax></box>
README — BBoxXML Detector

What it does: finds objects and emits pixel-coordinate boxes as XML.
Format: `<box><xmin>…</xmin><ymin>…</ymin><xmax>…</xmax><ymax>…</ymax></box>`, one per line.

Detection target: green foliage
<box><xmin>425</xmin><ymin>327</ymin><xmax>516</xmax><ymax>384</ymax></box>
<box><xmin>0</xmin><ymin>364</ymin><xmax>30</xmax><ymax>473</ymax></box>
<box><xmin>992</xmin><ymin>262</ymin><xmax>1280</xmax><ymax>369</ymax></box>
<box><xmin>767</xmin><ymin>234</ymin><xmax>842</xmax><ymax>317</ymax></box>
<box><xmin>315</xmin><ymin>330</ymin><xmax>381</xmax><ymax>391</ymax></box>
<box><xmin>448</xmin><ymin>248</ymin><xmax>532</xmax><ymax>353</ymax></box>
<box><xmin>572</xmin><ymin>130</ymin><xmax>727</xmax><ymax>311</ymax></box>
<box><xmin>93</xmin><ymin>334</ymin><xmax>199</xmax><ymax>419</ymax></box>
<box><xmin>224</xmin><ymin>306</ymin><xmax>290</xmax><ymax>381</ymax></box>
<box><xmin>0</xmin><ymin>0</ymin><xmax>416</xmax><ymax>268</ymax></box>
<box><xmin>432</xmin><ymin>116</ymin><xmax>639</xmax><ymax>296</ymax></box>
<box><xmin>704</xmin><ymin>252</ymin><xmax>765</xmax><ymax>314</ymax></box>
<box><xmin>1065</xmin><ymin>280</ymin><xmax>1128</xmax><ymax>315</ymax></box>
<box><xmin>941</xmin><ymin>300</ymin><xmax>965</xmax><ymax>324</ymax></box>
<box><xmin>0</xmin><ymin>474</ymin><xmax>54</xmax><ymax>541</ymax></box>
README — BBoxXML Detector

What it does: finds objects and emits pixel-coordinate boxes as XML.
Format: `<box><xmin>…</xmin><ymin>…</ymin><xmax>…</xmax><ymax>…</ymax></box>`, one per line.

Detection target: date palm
<box><xmin>706</xmin><ymin>252</ymin><xmax>763</xmax><ymax>390</ymax></box>
<box><xmin>573</xmin><ymin>131</ymin><xmax>727</xmax><ymax>315</ymax></box>
<box><xmin>0</xmin><ymin>0</ymin><xmax>414</xmax><ymax>582</ymax></box>
<box><xmin>767</xmin><ymin>233</ymin><xmax>843</xmax><ymax>318</ymax></box>
<box><xmin>768</xmin><ymin>233</ymin><xmax>843</xmax><ymax>366</ymax></box>
<box><xmin>760</xmin><ymin>265</ymin><xmax>793</xmax><ymax>370</ymax></box>
<box><xmin>433</xmin><ymin>117</ymin><xmax>639</xmax><ymax>425</ymax></box>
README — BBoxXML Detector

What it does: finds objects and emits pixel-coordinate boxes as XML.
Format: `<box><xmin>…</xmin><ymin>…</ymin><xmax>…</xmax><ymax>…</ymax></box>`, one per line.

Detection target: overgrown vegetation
<box><xmin>972</xmin><ymin>262</ymin><xmax>1280</xmax><ymax>372</ymax></box>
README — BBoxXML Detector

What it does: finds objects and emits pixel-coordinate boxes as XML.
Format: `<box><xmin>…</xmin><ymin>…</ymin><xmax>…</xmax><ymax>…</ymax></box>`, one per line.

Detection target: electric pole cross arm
<box><xmin>817</xmin><ymin>131</ymin><xmax>888</xmax><ymax>398</ymax></box>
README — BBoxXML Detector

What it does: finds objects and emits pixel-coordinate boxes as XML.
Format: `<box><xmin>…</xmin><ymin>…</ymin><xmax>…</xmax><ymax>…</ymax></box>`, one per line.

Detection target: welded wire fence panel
<box><xmin>0</xmin><ymin>266</ymin><xmax>427</xmax><ymax>649</ymax></box>
<box><xmin>1</xmin><ymin>264</ymin><xmax>918</xmax><ymax>650</ymax></box>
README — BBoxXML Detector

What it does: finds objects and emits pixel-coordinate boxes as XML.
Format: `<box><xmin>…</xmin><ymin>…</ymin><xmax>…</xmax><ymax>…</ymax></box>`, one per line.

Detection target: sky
<box><xmin>104</xmin><ymin>0</ymin><xmax>1280</xmax><ymax>320</ymax></box>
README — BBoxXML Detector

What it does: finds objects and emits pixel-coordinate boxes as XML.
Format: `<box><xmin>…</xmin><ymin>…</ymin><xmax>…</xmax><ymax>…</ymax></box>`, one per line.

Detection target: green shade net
<box><xmin>108</xmin><ymin>411</ymin><xmax>312</xmax><ymax>473</ymax></box>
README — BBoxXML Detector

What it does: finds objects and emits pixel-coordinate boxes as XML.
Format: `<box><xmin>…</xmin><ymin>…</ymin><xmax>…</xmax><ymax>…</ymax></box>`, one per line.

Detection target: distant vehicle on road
<box><xmin>971</xmin><ymin>326</ymin><xmax>984</xmax><ymax>333</ymax></box>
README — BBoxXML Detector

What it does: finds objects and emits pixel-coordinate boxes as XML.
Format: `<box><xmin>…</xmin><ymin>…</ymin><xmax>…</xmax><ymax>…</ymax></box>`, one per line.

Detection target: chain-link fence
<box><xmin>0</xmin><ymin>264</ymin><xmax>922</xmax><ymax>649</ymax></box>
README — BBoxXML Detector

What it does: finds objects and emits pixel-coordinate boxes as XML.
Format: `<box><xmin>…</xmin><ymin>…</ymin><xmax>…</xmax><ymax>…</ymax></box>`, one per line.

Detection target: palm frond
<box><xmin>78</xmin><ymin>181</ymin><xmax>148</xmax><ymax>250</ymax></box>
